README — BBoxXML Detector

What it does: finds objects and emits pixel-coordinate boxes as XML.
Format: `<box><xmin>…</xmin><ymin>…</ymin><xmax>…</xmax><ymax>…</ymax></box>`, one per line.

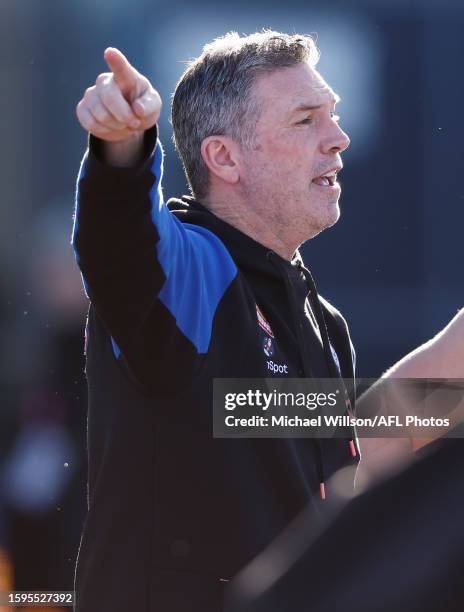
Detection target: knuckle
<box><xmin>147</xmin><ymin>90</ymin><xmax>162</xmax><ymax>113</ymax></box>
<box><xmin>139</xmin><ymin>74</ymin><xmax>149</xmax><ymax>87</ymax></box>
<box><xmin>99</xmin><ymin>89</ymin><xmax>117</xmax><ymax>112</ymax></box>
<box><xmin>93</xmin><ymin>106</ymin><xmax>106</xmax><ymax>122</ymax></box>
<box><xmin>99</xmin><ymin>85</ymin><xmax>110</xmax><ymax>104</ymax></box>
<box><xmin>101</xmin><ymin>104</ymin><xmax>121</xmax><ymax>124</ymax></box>
<box><xmin>104</xmin><ymin>101</ymin><xmax>129</xmax><ymax>123</ymax></box>
<box><xmin>76</xmin><ymin>105</ymin><xmax>87</xmax><ymax>125</ymax></box>
<box><xmin>87</xmin><ymin>100</ymin><xmax>97</xmax><ymax>115</ymax></box>
<box><xmin>96</xmin><ymin>72</ymin><xmax>107</xmax><ymax>86</ymax></box>
<box><xmin>97</xmin><ymin>73</ymin><xmax>112</xmax><ymax>90</ymax></box>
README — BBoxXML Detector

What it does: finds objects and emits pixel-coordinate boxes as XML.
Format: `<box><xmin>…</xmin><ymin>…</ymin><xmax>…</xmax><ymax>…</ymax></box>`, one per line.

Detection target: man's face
<box><xmin>240</xmin><ymin>61</ymin><xmax>350</xmax><ymax>243</ymax></box>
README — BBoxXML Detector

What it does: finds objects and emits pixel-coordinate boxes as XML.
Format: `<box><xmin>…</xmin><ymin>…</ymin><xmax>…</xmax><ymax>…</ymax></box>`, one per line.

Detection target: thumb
<box><xmin>104</xmin><ymin>47</ymin><xmax>138</xmax><ymax>100</ymax></box>
<box><xmin>132</xmin><ymin>88</ymin><xmax>162</xmax><ymax>121</ymax></box>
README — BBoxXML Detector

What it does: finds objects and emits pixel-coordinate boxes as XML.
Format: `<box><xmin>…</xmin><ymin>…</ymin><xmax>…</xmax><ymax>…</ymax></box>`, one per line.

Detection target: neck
<box><xmin>202</xmin><ymin>192</ymin><xmax>298</xmax><ymax>261</ymax></box>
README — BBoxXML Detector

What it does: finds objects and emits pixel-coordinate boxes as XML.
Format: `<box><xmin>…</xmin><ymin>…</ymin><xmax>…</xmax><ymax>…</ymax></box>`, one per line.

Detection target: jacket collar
<box><xmin>167</xmin><ymin>195</ymin><xmax>304</xmax><ymax>281</ymax></box>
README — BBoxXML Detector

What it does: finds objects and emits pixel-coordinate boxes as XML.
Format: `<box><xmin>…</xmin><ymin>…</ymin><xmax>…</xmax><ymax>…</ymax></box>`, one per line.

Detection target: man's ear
<box><xmin>200</xmin><ymin>136</ymin><xmax>241</xmax><ymax>186</ymax></box>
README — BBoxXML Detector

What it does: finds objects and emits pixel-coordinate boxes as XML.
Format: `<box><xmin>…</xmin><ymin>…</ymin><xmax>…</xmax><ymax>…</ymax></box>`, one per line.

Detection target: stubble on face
<box><xmin>238</xmin><ymin>62</ymin><xmax>347</xmax><ymax>247</ymax></box>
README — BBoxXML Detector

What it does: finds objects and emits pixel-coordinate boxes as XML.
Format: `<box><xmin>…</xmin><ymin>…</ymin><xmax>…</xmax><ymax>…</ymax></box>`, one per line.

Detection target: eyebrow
<box><xmin>292</xmin><ymin>93</ymin><xmax>341</xmax><ymax>113</ymax></box>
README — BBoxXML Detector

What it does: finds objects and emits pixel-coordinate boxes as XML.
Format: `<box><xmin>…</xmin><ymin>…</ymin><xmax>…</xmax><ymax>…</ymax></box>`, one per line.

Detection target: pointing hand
<box><xmin>76</xmin><ymin>47</ymin><xmax>162</xmax><ymax>143</ymax></box>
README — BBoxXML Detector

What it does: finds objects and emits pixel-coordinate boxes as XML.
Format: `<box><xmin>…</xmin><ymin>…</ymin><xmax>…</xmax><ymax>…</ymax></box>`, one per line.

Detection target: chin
<box><xmin>318</xmin><ymin>200</ymin><xmax>340</xmax><ymax>231</ymax></box>
<box><xmin>303</xmin><ymin>195</ymin><xmax>341</xmax><ymax>238</ymax></box>
<box><xmin>327</xmin><ymin>201</ymin><xmax>341</xmax><ymax>225</ymax></box>
<box><xmin>305</xmin><ymin>207</ymin><xmax>340</xmax><ymax>240</ymax></box>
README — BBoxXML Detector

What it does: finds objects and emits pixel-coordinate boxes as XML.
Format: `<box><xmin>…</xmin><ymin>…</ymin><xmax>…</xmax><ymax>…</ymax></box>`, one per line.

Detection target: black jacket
<box><xmin>72</xmin><ymin>128</ymin><xmax>358</xmax><ymax>611</ymax></box>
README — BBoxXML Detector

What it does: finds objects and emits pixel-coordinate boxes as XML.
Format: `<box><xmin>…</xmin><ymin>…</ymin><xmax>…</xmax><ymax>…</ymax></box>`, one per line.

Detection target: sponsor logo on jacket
<box><xmin>256</xmin><ymin>305</ymin><xmax>289</xmax><ymax>375</ymax></box>
<box><xmin>263</xmin><ymin>335</ymin><xmax>274</xmax><ymax>357</ymax></box>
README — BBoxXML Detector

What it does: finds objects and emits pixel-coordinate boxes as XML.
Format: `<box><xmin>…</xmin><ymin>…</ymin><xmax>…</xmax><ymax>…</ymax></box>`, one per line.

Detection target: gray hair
<box><xmin>171</xmin><ymin>30</ymin><xmax>320</xmax><ymax>200</ymax></box>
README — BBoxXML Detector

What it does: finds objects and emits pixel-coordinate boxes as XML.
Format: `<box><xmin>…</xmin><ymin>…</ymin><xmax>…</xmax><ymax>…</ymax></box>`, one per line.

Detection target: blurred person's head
<box><xmin>171</xmin><ymin>30</ymin><xmax>350</xmax><ymax>259</ymax></box>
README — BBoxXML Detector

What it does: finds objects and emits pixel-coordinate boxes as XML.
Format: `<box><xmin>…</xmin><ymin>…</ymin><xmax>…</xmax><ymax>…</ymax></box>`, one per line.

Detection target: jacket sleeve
<box><xmin>72</xmin><ymin>127</ymin><xmax>237</xmax><ymax>390</ymax></box>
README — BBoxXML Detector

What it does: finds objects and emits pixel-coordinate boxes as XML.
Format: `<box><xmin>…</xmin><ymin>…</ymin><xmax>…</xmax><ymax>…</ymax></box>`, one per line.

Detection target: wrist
<box><xmin>100</xmin><ymin>131</ymin><xmax>146</xmax><ymax>168</ymax></box>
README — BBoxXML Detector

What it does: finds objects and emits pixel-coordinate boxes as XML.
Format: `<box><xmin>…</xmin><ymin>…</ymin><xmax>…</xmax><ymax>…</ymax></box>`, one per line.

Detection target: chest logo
<box><xmin>263</xmin><ymin>336</ymin><xmax>274</xmax><ymax>357</ymax></box>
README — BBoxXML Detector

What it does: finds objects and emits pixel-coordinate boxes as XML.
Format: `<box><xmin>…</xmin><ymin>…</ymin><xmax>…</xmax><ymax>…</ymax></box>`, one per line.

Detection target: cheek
<box><xmin>265</xmin><ymin>147</ymin><xmax>311</xmax><ymax>176</ymax></box>
<box><xmin>247</xmin><ymin>134</ymin><xmax>316</xmax><ymax>184</ymax></box>
<box><xmin>267</xmin><ymin>137</ymin><xmax>316</xmax><ymax>176</ymax></box>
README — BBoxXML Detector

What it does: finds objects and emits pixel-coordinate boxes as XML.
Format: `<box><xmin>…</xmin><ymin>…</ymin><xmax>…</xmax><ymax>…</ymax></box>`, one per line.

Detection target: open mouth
<box><xmin>311</xmin><ymin>171</ymin><xmax>339</xmax><ymax>187</ymax></box>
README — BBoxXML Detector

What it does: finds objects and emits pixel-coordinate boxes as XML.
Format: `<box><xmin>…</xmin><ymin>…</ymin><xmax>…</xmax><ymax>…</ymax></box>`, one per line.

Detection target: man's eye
<box><xmin>298</xmin><ymin>116</ymin><xmax>313</xmax><ymax>125</ymax></box>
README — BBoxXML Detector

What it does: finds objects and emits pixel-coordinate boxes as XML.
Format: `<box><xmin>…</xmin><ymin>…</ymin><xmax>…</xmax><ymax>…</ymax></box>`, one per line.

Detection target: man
<box><xmin>73</xmin><ymin>32</ymin><xmax>463</xmax><ymax>611</ymax></box>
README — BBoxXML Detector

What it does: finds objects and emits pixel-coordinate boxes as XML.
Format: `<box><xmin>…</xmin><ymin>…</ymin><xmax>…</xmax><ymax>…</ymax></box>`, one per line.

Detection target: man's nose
<box><xmin>322</xmin><ymin>123</ymin><xmax>350</xmax><ymax>154</ymax></box>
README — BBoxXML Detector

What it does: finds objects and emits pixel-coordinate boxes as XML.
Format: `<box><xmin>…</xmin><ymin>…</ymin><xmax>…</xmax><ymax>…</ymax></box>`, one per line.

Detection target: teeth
<box><xmin>313</xmin><ymin>176</ymin><xmax>330</xmax><ymax>186</ymax></box>
<box><xmin>312</xmin><ymin>171</ymin><xmax>339</xmax><ymax>187</ymax></box>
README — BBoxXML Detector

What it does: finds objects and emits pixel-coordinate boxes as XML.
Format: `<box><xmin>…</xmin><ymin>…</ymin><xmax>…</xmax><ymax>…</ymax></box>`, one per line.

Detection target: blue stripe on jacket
<box><xmin>73</xmin><ymin>138</ymin><xmax>237</xmax><ymax>359</ymax></box>
<box><xmin>150</xmin><ymin>140</ymin><xmax>237</xmax><ymax>354</ymax></box>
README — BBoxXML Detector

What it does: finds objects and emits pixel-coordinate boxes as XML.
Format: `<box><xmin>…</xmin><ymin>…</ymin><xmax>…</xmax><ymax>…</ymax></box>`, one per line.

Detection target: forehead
<box><xmin>253</xmin><ymin>62</ymin><xmax>338</xmax><ymax>112</ymax></box>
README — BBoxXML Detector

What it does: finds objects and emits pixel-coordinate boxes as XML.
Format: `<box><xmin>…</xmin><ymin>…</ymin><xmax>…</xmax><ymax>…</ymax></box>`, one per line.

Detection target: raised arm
<box><xmin>72</xmin><ymin>49</ymin><xmax>237</xmax><ymax>390</ymax></box>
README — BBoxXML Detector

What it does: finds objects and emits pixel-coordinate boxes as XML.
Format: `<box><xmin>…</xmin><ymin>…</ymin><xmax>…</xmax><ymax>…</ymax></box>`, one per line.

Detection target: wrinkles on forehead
<box><xmin>290</xmin><ymin>89</ymin><xmax>340</xmax><ymax>118</ymax></box>
<box><xmin>287</xmin><ymin>69</ymin><xmax>338</xmax><ymax>112</ymax></box>
<box><xmin>252</xmin><ymin>63</ymin><xmax>337</xmax><ymax>125</ymax></box>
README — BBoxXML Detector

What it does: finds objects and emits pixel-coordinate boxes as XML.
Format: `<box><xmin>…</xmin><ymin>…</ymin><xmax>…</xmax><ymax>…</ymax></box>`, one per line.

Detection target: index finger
<box><xmin>104</xmin><ymin>47</ymin><xmax>138</xmax><ymax>98</ymax></box>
